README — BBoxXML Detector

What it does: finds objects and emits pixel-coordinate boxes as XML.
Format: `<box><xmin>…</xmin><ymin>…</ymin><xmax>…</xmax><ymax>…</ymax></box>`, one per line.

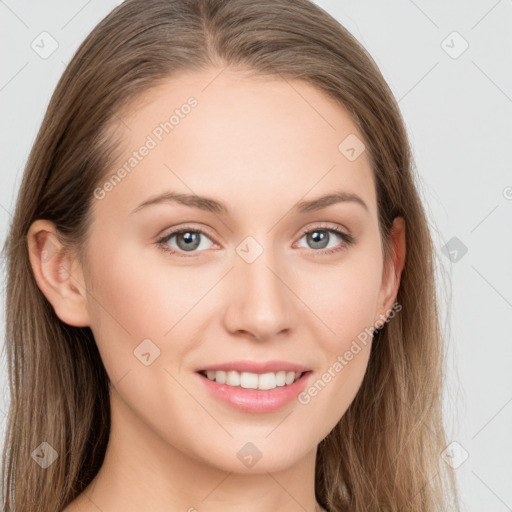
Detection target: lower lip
<box><xmin>197</xmin><ymin>371</ymin><xmax>312</xmax><ymax>413</ymax></box>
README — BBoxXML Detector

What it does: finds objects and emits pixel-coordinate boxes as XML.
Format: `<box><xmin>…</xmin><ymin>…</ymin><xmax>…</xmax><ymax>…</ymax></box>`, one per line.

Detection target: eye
<box><xmin>156</xmin><ymin>223</ymin><xmax>355</xmax><ymax>258</ymax></box>
<box><xmin>295</xmin><ymin>224</ymin><xmax>354</xmax><ymax>255</ymax></box>
<box><xmin>156</xmin><ymin>226</ymin><xmax>216</xmax><ymax>257</ymax></box>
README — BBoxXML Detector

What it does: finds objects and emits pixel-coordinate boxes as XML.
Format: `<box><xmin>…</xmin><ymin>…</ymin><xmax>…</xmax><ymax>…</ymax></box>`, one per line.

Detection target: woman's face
<box><xmin>71</xmin><ymin>68</ymin><xmax>403</xmax><ymax>473</ymax></box>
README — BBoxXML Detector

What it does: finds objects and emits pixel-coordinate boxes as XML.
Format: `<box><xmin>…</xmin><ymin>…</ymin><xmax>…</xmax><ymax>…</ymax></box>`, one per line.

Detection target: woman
<box><xmin>1</xmin><ymin>0</ymin><xmax>460</xmax><ymax>511</ymax></box>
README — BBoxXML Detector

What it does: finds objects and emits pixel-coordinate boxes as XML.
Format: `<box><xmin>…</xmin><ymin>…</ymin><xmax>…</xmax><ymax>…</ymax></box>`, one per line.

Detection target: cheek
<box><xmin>300</xmin><ymin>345</ymin><xmax>372</xmax><ymax>444</ymax></box>
<box><xmin>82</xmin><ymin>241</ymin><xmax>161</xmax><ymax>378</ymax></box>
<box><xmin>83</xmin><ymin>239</ymin><xmax>216</xmax><ymax>378</ymax></box>
<box><xmin>298</xmin><ymin>251</ymin><xmax>383</xmax><ymax>345</ymax></box>
<box><xmin>298</xmin><ymin>284</ymin><xmax>375</xmax><ymax>440</ymax></box>
<box><xmin>293</xmin><ymin>253</ymin><xmax>381</xmax><ymax>424</ymax></box>
<box><xmin>83</xmin><ymin>243</ymin><xmax>198</xmax><ymax>431</ymax></box>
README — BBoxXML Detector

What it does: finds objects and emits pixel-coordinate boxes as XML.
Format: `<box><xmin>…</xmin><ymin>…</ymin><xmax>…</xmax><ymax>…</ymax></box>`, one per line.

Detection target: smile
<box><xmin>196</xmin><ymin>370</ymin><xmax>313</xmax><ymax>413</ymax></box>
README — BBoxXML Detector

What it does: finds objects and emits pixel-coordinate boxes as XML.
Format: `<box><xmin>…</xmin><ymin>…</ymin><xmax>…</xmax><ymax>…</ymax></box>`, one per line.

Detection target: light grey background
<box><xmin>1</xmin><ymin>1</ymin><xmax>511</xmax><ymax>510</ymax></box>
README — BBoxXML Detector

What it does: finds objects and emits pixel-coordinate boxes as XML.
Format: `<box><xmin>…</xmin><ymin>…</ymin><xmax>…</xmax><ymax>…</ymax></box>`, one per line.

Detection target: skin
<box><xmin>28</xmin><ymin>67</ymin><xmax>405</xmax><ymax>512</ymax></box>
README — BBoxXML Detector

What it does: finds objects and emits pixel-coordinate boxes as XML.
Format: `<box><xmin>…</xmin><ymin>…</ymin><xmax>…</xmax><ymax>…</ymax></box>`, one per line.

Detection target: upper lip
<box><xmin>197</xmin><ymin>360</ymin><xmax>311</xmax><ymax>374</ymax></box>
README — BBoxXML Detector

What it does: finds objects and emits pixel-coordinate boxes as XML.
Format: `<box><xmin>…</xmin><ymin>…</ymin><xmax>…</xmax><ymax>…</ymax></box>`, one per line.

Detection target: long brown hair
<box><xmin>1</xmin><ymin>0</ymin><xmax>460</xmax><ymax>510</ymax></box>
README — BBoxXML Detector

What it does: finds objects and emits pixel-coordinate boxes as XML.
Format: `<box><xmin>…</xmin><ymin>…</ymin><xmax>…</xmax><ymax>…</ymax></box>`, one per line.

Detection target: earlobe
<box><xmin>374</xmin><ymin>216</ymin><xmax>406</xmax><ymax>326</ymax></box>
<box><xmin>27</xmin><ymin>219</ymin><xmax>91</xmax><ymax>327</ymax></box>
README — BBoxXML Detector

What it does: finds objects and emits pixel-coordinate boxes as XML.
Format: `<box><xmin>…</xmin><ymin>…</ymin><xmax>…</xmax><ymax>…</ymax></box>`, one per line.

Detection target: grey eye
<box><xmin>163</xmin><ymin>230</ymin><xmax>214</xmax><ymax>253</ymax></box>
<box><xmin>297</xmin><ymin>229</ymin><xmax>343</xmax><ymax>251</ymax></box>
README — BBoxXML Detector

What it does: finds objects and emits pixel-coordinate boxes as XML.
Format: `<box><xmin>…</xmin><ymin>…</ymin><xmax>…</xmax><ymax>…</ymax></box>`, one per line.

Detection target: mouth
<box><xmin>197</xmin><ymin>369</ymin><xmax>311</xmax><ymax>391</ymax></box>
<box><xmin>195</xmin><ymin>369</ymin><xmax>313</xmax><ymax>413</ymax></box>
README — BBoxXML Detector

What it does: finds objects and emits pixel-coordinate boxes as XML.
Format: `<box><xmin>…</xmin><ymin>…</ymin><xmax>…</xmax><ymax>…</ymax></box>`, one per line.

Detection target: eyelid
<box><xmin>158</xmin><ymin>223</ymin><xmax>218</xmax><ymax>243</ymax></box>
<box><xmin>295</xmin><ymin>221</ymin><xmax>351</xmax><ymax>239</ymax></box>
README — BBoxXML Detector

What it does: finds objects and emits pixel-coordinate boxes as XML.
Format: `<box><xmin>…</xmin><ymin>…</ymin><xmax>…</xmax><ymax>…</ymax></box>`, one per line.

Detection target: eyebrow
<box><xmin>130</xmin><ymin>189</ymin><xmax>369</xmax><ymax>215</ymax></box>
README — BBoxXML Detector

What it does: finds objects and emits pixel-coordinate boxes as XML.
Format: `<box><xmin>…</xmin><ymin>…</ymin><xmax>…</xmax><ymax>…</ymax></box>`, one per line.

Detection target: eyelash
<box><xmin>156</xmin><ymin>223</ymin><xmax>355</xmax><ymax>258</ymax></box>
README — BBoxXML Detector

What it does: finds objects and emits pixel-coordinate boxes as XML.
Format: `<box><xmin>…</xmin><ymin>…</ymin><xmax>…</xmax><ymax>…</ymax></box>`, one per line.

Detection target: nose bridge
<box><xmin>223</xmin><ymin>235</ymin><xmax>294</xmax><ymax>339</ymax></box>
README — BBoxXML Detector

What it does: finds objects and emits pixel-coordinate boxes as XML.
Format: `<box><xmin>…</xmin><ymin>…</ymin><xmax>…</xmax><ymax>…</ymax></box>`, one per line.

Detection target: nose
<box><xmin>222</xmin><ymin>249</ymin><xmax>295</xmax><ymax>341</ymax></box>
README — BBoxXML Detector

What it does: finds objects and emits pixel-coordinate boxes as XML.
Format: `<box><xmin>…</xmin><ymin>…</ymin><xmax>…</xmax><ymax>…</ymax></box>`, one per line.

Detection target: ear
<box><xmin>27</xmin><ymin>219</ymin><xmax>91</xmax><ymax>327</ymax></box>
<box><xmin>374</xmin><ymin>216</ymin><xmax>406</xmax><ymax>327</ymax></box>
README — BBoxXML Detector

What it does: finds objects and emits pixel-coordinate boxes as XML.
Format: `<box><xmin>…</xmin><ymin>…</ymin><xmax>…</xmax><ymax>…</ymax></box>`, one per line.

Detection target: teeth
<box><xmin>240</xmin><ymin>371</ymin><xmax>258</xmax><ymax>389</ymax></box>
<box><xmin>226</xmin><ymin>370</ymin><xmax>240</xmax><ymax>387</ymax></box>
<box><xmin>203</xmin><ymin>370</ymin><xmax>303</xmax><ymax>390</ymax></box>
<box><xmin>275</xmin><ymin>371</ymin><xmax>286</xmax><ymax>387</ymax></box>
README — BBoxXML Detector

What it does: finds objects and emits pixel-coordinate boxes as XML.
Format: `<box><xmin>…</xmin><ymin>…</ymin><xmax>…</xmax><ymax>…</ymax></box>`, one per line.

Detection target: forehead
<box><xmin>96</xmin><ymin>68</ymin><xmax>376</xmax><ymax>219</ymax></box>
